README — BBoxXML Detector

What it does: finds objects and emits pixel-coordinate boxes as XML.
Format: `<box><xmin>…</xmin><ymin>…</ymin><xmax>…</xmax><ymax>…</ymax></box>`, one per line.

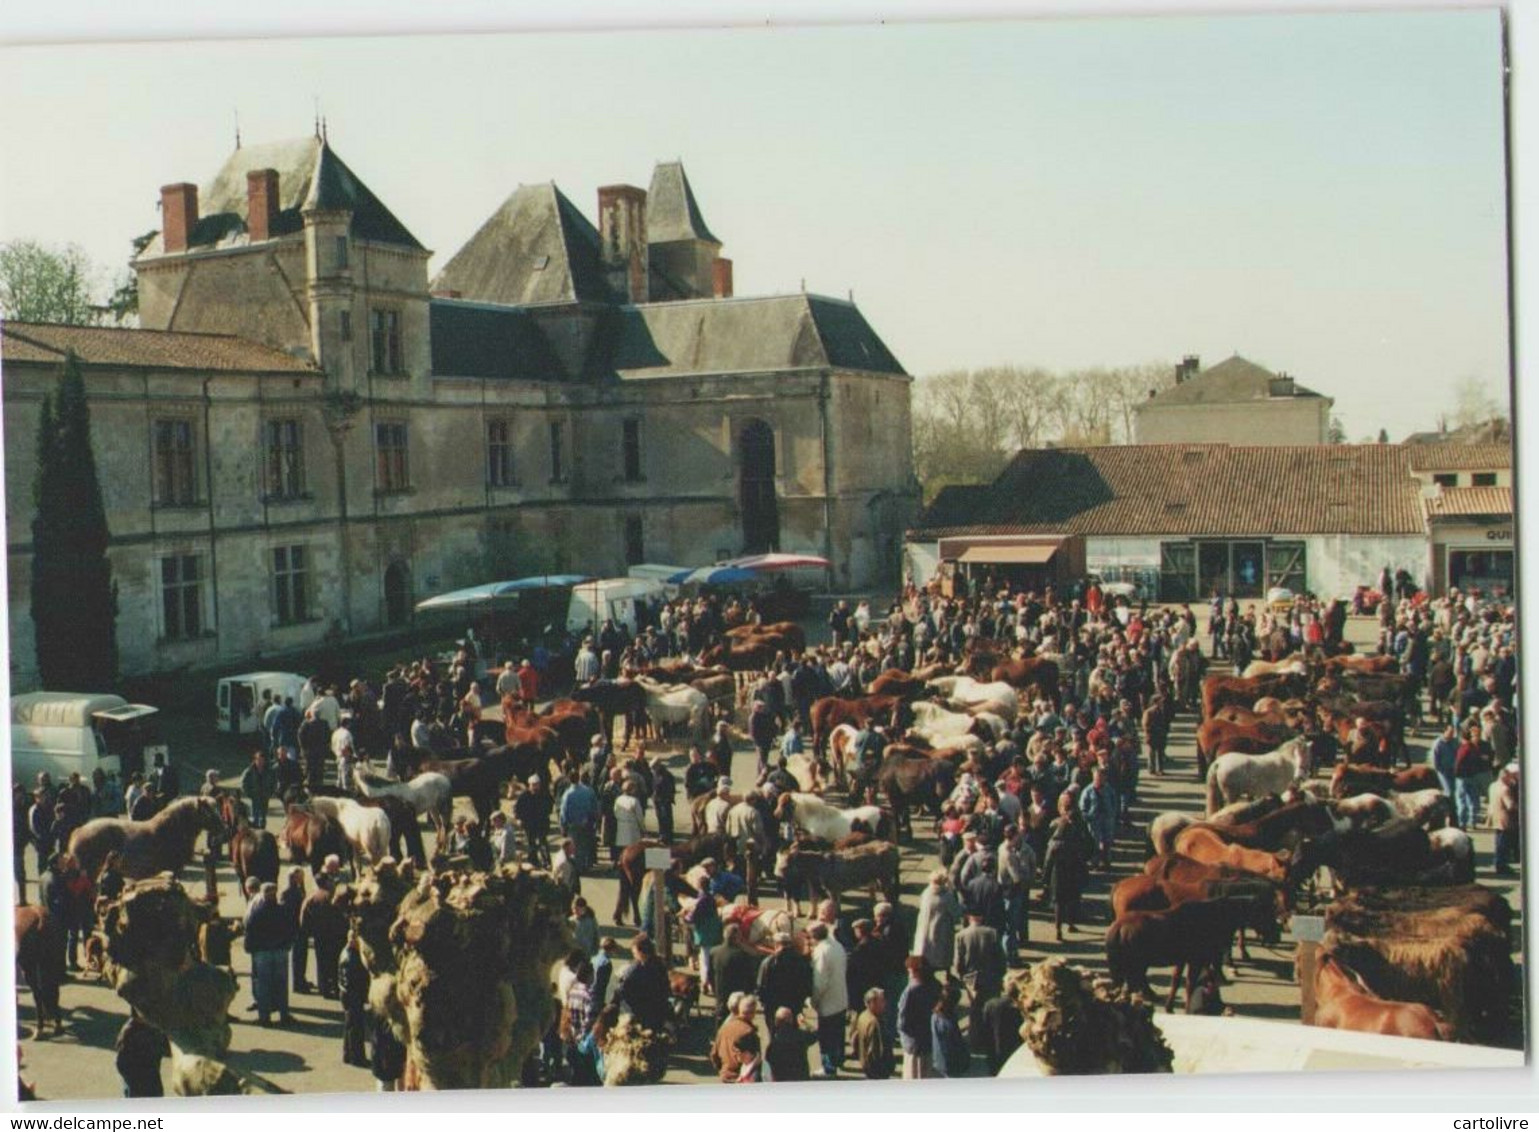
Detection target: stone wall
<box><xmin>1134</xmin><ymin>397</ymin><xmax>1329</xmax><ymax>446</ymax></box>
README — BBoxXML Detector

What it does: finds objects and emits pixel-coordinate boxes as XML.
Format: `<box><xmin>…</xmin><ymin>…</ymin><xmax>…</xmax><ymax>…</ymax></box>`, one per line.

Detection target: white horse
<box><xmin>1204</xmin><ymin>739</ymin><xmax>1308</xmax><ymax>816</ymax></box>
<box><xmin>635</xmin><ymin>676</ymin><xmax>709</xmax><ymax>741</ymax></box>
<box><xmin>910</xmin><ymin>701</ymin><xmax>984</xmax><ymax>742</ymax></box>
<box><xmin>945</xmin><ymin>677</ymin><xmax>1019</xmax><ymax>722</ymax></box>
<box><xmin>774</xmin><ymin>791</ymin><xmax>885</xmax><ymax>841</ymax></box>
<box><xmin>355</xmin><ymin>769</ymin><xmax>453</xmax><ymax>848</ymax></box>
<box><xmin>1427</xmin><ymin>826</ymin><xmax>1475</xmax><ymax>882</ymax></box>
<box><xmin>967</xmin><ymin>710</ymin><xmax>1009</xmax><ymax>741</ymax></box>
<box><xmin>1149</xmin><ymin>811</ymin><xmax>1197</xmax><ymax>855</ymax></box>
<box><xmin>1390</xmin><ymin>788</ymin><xmax>1454</xmax><ymax>829</ymax></box>
<box><xmin>307</xmin><ymin>795</ymin><xmax>392</xmax><ymax>866</ymax></box>
<box><xmin>1241</xmin><ymin>656</ymin><xmax>1309</xmax><ymax>679</ymax></box>
<box><xmin>1330</xmin><ymin>792</ymin><xmax>1396</xmax><ymax>827</ymax></box>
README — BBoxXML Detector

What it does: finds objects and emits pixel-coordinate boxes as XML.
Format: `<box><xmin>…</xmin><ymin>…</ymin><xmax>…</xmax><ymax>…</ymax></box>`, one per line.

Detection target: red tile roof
<box><xmin>1406</xmin><ymin>443</ymin><xmax>1513</xmax><ymax>473</ymax></box>
<box><xmin>1</xmin><ymin>321</ymin><xmax>315</xmax><ymax>374</ymax></box>
<box><xmin>911</xmin><ymin>444</ymin><xmax>1426</xmax><ymax>538</ymax></box>
<box><xmin>1423</xmin><ymin>486</ymin><xmax>1513</xmax><ymax>519</ymax></box>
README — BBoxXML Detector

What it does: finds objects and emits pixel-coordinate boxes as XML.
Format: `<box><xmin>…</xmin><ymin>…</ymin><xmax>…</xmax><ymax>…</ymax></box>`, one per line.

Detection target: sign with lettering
<box><xmin>644</xmin><ymin>847</ymin><xmax>673</xmax><ymax>871</ymax></box>
<box><xmin>1485</xmin><ymin>530</ymin><xmax>1513</xmax><ymax>541</ymax></box>
<box><xmin>1292</xmin><ymin>914</ymin><xmax>1326</xmax><ymax>943</ymax></box>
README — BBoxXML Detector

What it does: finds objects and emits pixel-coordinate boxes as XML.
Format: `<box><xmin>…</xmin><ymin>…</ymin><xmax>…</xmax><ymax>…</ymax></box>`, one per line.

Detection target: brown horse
<box><xmin>1329</xmin><ymin>762</ymin><xmax>1440</xmax><ymax>799</ymax></box>
<box><xmin>1312</xmin><ymin>953</ymin><xmax>1449</xmax><ymax>1040</ymax></box>
<box><xmin>1180</xmin><ymin>800</ymin><xmax>1339</xmax><ymax>855</ymax></box>
<box><xmin>809</xmin><ymin>694</ymin><xmax>905</xmax><ymax>760</ymax></box>
<box><xmin>68</xmin><ymin>796</ymin><xmax>223</xmax><ymax>881</ymax></box>
<box><xmin>1201</xmin><ymin>672</ymin><xmax>1308</xmax><ymax>720</ymax></box>
<box><xmin>875</xmin><ymin>749</ymin><xmax>955</xmax><ymax>840</ymax></box>
<box><xmin>1111</xmin><ymin>869</ymin><xmax>1286</xmax><ymax>961</ymax></box>
<box><xmin>1172</xmin><ymin>826</ymin><xmax>1290</xmax><ymax>884</ymax></box>
<box><xmin>989</xmin><ymin>656</ymin><xmax>1061</xmax><ymax>707</ymax></box>
<box><xmin>726</xmin><ymin>621</ymin><xmax>807</xmax><ymax>653</ymax></box>
<box><xmin>15</xmin><ymin>905</ymin><xmax>66</xmax><ymax>1037</ymax></box>
<box><xmin>1106</xmin><ymin>896</ymin><xmax>1277</xmax><ymax>1011</ymax></box>
<box><xmin>867</xmin><ymin>669</ymin><xmax>931</xmax><ymax>701</ymax></box>
<box><xmin>1195</xmin><ymin>718</ymin><xmax>1297</xmax><ymax>776</ymax></box>
<box><xmin>614</xmin><ymin>832</ymin><xmax>733</xmax><ymax>925</ymax></box>
<box><xmin>282</xmin><ymin>804</ymin><xmax>350</xmax><ymax>870</ymax></box>
<box><xmin>222</xmin><ymin>795</ymin><xmax>280</xmax><ymax>889</ymax></box>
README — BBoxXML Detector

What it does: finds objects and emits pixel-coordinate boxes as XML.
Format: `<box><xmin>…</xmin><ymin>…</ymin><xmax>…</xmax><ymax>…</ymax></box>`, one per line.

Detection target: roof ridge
<box><xmin>4</xmin><ymin>320</ymin><xmax>278</xmax><ymax>346</ymax></box>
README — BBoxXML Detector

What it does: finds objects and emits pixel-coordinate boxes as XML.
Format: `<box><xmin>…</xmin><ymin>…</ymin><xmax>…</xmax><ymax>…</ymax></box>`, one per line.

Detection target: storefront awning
<box><xmin>957</xmin><ymin>543</ymin><xmax>1058</xmax><ymax>565</ymax></box>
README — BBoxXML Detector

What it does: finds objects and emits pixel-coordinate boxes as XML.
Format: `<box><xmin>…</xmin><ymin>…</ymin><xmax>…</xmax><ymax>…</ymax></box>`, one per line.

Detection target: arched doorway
<box><xmin>384</xmin><ymin>560</ymin><xmax>412</xmax><ymax>627</ymax></box>
<box><xmin>738</xmin><ymin>419</ymin><xmax>780</xmax><ymax>554</ymax></box>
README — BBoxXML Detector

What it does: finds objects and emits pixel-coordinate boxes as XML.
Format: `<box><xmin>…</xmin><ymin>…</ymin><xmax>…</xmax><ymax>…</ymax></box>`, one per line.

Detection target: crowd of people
<box><xmin>12</xmin><ymin>567</ymin><xmax>1523</xmax><ymax>1092</ymax></box>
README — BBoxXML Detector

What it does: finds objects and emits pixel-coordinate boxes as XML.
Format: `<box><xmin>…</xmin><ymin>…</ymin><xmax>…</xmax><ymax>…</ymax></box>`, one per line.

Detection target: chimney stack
<box><xmin>246</xmin><ymin>168</ymin><xmax>280</xmax><ymax>242</ymax></box>
<box><xmin>597</xmin><ymin>184</ymin><xmax>649</xmax><ymax>303</ymax></box>
<box><xmin>713</xmin><ymin>258</ymin><xmax>734</xmax><ymax>299</ymax></box>
<box><xmin>1174</xmin><ymin>354</ymin><xmax>1200</xmax><ymax>384</ymax></box>
<box><xmin>160</xmin><ymin>182</ymin><xmax>200</xmax><ymax>254</ymax></box>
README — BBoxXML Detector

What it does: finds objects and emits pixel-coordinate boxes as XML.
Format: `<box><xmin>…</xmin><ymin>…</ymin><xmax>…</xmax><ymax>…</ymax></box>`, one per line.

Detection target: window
<box><xmin>160</xmin><ymin>555</ymin><xmax>203</xmax><ymax>640</ymax></box>
<box><xmin>340</xmin><ymin>310</ymin><xmax>352</xmax><ymax>342</ymax></box>
<box><xmin>1433</xmin><ymin>473</ymin><xmax>1459</xmax><ymax>487</ymax></box>
<box><xmin>273</xmin><ymin>545</ymin><xmax>310</xmax><ymax>625</ymax></box>
<box><xmin>549</xmin><ymin>420</ymin><xmax>565</xmax><ymax>482</ymax></box>
<box><xmin>622</xmin><ymin>418</ymin><xmax>642</xmax><ymax>482</ymax></box>
<box><xmin>334</xmin><ymin>236</ymin><xmax>349</xmax><ymax>271</ymax></box>
<box><xmin>370</xmin><ymin>308</ymin><xmax>403</xmax><ymax>375</ymax></box>
<box><xmin>264</xmin><ymin>418</ymin><xmax>304</xmax><ymax>499</ymax></box>
<box><xmin>153</xmin><ymin>419</ymin><xmax>197</xmax><ymax>505</ymax></box>
<box><xmin>375</xmin><ymin>422</ymin><xmax>410</xmax><ymax>492</ymax></box>
<box><xmin>624</xmin><ymin>516</ymin><xmax>644</xmax><ymax>567</ymax></box>
<box><xmin>1473</xmin><ymin>472</ymin><xmax>1498</xmax><ymax>487</ymax></box>
<box><xmin>487</xmin><ymin>420</ymin><xmax>515</xmax><ymax>487</ymax></box>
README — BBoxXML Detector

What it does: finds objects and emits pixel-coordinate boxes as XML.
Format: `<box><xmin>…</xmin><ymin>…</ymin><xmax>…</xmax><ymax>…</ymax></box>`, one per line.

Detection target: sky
<box><xmin>0</xmin><ymin>5</ymin><xmax>1512</xmax><ymax>443</ymax></box>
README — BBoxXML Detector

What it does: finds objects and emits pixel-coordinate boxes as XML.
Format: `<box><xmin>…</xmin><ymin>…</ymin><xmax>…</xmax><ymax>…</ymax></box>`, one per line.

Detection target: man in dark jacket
<box><xmin>243</xmin><ymin>882</ymin><xmax>295</xmax><ymax>1026</ymax></box>
<box><xmin>297</xmin><ymin>708</ymin><xmax>332</xmax><ymax>793</ymax></box>
<box><xmin>765</xmin><ymin>1007</ymin><xmax>817</xmax><ymax>1082</ymax></box>
<box><xmin>709</xmin><ymin>925</ymin><xmax>762</xmax><ymax>1025</ymax></box>
<box><xmin>749</xmin><ymin>698</ymin><xmax>779</xmax><ymax>780</ymax></box>
<box><xmin>756</xmin><ymin>931</ymin><xmax>813</xmax><ymax>1021</ymax></box>
<box><xmin>615</xmin><ymin>934</ymin><xmax>672</xmax><ymax>1031</ymax></box>
<box><xmin>650</xmin><ymin>757</ymin><xmax>677</xmax><ymax>843</ymax></box>
<box><xmin>514</xmin><ymin>776</ymin><xmax>554</xmax><ymax>867</ymax></box>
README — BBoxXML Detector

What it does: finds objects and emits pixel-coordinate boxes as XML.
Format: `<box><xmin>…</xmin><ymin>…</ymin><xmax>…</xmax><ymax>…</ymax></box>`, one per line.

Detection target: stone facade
<box><xmin>4</xmin><ymin>135</ymin><xmax>917</xmax><ymax>689</ymax></box>
<box><xmin>1133</xmin><ymin>355</ymin><xmax>1332</xmax><ymax>446</ymax></box>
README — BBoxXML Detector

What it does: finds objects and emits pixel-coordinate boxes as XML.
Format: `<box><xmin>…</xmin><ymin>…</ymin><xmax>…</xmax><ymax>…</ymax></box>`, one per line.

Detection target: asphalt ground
<box><xmin>14</xmin><ymin>615</ymin><xmax>1525</xmax><ymax>1097</ymax></box>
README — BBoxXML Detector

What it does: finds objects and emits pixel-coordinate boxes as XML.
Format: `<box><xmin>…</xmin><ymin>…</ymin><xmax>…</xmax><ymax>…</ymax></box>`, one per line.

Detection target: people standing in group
<box><xmin>243</xmin><ymin>880</ymin><xmax>295</xmax><ymax>1027</ymax></box>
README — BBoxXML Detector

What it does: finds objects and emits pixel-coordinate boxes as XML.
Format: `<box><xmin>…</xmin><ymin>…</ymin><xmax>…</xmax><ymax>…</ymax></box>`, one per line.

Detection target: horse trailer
<box><xmin>10</xmin><ymin>692</ymin><xmax>167</xmax><ymax>786</ymax></box>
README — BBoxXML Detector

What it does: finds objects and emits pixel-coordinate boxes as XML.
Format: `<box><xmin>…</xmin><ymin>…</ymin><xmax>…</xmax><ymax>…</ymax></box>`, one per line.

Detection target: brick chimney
<box><xmin>713</xmin><ymin>258</ymin><xmax>734</xmax><ymax>299</ymax></box>
<box><xmin>247</xmin><ymin>168</ymin><xmax>280</xmax><ymax>242</ymax></box>
<box><xmin>160</xmin><ymin>183</ymin><xmax>199</xmax><ymax>253</ymax></box>
<box><xmin>597</xmin><ymin>184</ymin><xmax>649</xmax><ymax>303</ymax></box>
<box><xmin>1174</xmin><ymin>354</ymin><xmax>1200</xmax><ymax>384</ymax></box>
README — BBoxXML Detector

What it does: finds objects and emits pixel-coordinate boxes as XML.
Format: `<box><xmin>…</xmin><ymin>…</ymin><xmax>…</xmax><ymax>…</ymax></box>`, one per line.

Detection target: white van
<box><xmin>10</xmin><ymin>692</ymin><xmax>167</xmax><ymax>785</ymax></box>
<box><xmin>216</xmin><ymin>672</ymin><xmax>309</xmax><ymax>735</ymax></box>
<box><xmin>566</xmin><ymin>577</ymin><xmax>665</xmax><ymax>638</ymax></box>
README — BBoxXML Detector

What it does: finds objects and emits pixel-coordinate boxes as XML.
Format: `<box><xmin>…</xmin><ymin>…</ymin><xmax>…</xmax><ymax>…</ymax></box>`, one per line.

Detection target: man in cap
<box><xmin>650</xmin><ymin>755</ymin><xmax>677</xmax><ymax>843</ymax></box>
<box><xmin>515</xmin><ymin>774</ymin><xmax>553</xmax><ymax>867</ymax></box>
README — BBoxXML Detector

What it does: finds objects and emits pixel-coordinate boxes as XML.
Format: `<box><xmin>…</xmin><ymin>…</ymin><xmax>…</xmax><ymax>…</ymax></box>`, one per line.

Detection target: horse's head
<box><xmin>193</xmin><ymin>796</ymin><xmax>225</xmax><ymax>835</ymax></box>
<box><xmin>773</xmin><ymin>792</ymin><xmax>794</xmax><ymax>819</ymax></box>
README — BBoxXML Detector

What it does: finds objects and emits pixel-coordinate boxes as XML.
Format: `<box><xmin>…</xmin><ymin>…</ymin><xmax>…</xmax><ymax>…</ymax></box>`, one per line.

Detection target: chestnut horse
<box><xmin>1311</xmin><ymin>953</ymin><xmax>1449</xmax><ymax>1041</ymax></box>
<box><xmin>15</xmin><ymin>905</ymin><xmax>66</xmax><ymax>1037</ymax></box>
<box><xmin>220</xmin><ymin>794</ymin><xmax>280</xmax><ymax>888</ymax></box>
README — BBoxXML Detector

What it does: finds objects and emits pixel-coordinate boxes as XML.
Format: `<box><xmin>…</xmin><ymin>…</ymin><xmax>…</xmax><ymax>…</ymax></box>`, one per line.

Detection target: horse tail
<box><xmin>1205</xmin><ymin>762</ymin><xmax>1223</xmax><ymax>818</ymax></box>
<box><xmin>1104</xmin><ymin>922</ymin><xmax>1128</xmax><ymax>987</ymax></box>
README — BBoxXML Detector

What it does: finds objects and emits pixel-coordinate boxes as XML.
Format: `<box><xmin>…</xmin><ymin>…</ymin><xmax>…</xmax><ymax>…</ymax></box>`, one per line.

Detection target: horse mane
<box><xmin>148</xmin><ymin>795</ymin><xmax>215</xmax><ymax>830</ymax></box>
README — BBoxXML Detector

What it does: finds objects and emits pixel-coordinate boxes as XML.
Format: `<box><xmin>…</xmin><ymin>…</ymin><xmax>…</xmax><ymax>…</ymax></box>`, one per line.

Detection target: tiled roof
<box><xmin>1</xmin><ymin>321</ymin><xmax>315</xmax><ymax>373</ymax></box>
<box><xmin>647</xmin><ymin>161</ymin><xmax>718</xmax><ymax>245</ymax></box>
<box><xmin>1406</xmin><ymin>443</ymin><xmax>1513</xmax><ymax>472</ymax></box>
<box><xmin>1140</xmin><ymin>355</ymin><xmax>1326</xmax><ymax>407</ymax></box>
<box><xmin>1423</xmin><ymin>486</ymin><xmax>1513</xmax><ymax>518</ymax></box>
<box><xmin>909</xmin><ymin>444</ymin><xmax>1425</xmax><ymax>538</ymax></box>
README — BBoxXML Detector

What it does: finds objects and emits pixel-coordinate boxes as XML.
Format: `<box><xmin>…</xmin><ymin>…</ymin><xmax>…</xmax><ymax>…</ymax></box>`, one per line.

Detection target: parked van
<box><xmin>215</xmin><ymin>672</ymin><xmax>309</xmax><ymax>735</ymax></box>
<box><xmin>10</xmin><ymin>692</ymin><xmax>167</xmax><ymax>785</ymax></box>
<box><xmin>566</xmin><ymin>577</ymin><xmax>665</xmax><ymax>638</ymax></box>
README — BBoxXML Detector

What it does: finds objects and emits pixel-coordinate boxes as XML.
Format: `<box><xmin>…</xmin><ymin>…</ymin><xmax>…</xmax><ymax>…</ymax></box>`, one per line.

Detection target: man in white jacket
<box><xmin>809</xmin><ymin>921</ymin><xmax>849</xmax><ymax>1078</ymax></box>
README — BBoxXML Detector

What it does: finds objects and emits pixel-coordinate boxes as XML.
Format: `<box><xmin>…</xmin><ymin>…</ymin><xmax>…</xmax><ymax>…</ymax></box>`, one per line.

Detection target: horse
<box><xmin>356</xmin><ymin>794</ymin><xmax>428</xmax><ymax>866</ymax></box>
<box><xmin>1427</xmin><ymin>827</ymin><xmax>1476</xmax><ymax>883</ymax></box>
<box><xmin>928</xmin><ymin>676</ymin><xmax>1020</xmax><ymax>722</ymax></box>
<box><xmin>305</xmin><ymin>796</ymin><xmax>392</xmax><ymax>869</ymax></box>
<box><xmin>634</xmin><ymin>676</ymin><xmax>710</xmax><ymax>742</ymax></box>
<box><xmin>1311</xmin><ymin>953</ymin><xmax>1450</xmax><ymax>1041</ymax></box>
<box><xmin>909</xmin><ymin>701</ymin><xmax>991</xmax><ymax>746</ymax></box>
<box><xmin>774</xmin><ymin>792</ymin><xmax>886</xmax><ymax>842</ymax></box>
<box><xmin>1111</xmin><ymin>868</ymin><xmax>1286</xmax><ymax>964</ymax></box>
<box><xmin>1171</xmin><ymin>826</ymin><xmax>1291</xmax><ymax>885</ymax></box>
<box><xmin>1240</xmin><ymin>656</ymin><xmax>1309</xmax><ymax>679</ymax></box>
<box><xmin>220</xmin><ymin>794</ymin><xmax>280</xmax><ymax>889</ymax></box>
<box><xmin>282</xmin><ymin>803</ymin><xmax>350</xmax><ymax>870</ymax></box>
<box><xmin>1330</xmin><ymin>792</ymin><xmax>1397</xmax><ymax>827</ymax></box>
<box><xmin>15</xmin><ymin>906</ymin><xmax>66</xmax><ymax>1037</ymax></box>
<box><xmin>1203</xmin><ymin>739</ymin><xmax>1309</xmax><ymax>816</ymax></box>
<box><xmin>1194</xmin><ymin>718</ymin><xmax>1298</xmax><ymax>778</ymax></box>
<box><xmin>989</xmin><ymin>655</ymin><xmax>1061</xmax><ymax>707</ymax></box>
<box><xmin>875</xmin><ymin>750</ymin><xmax>955</xmax><ymax>840</ymax></box>
<box><xmin>810</xmin><ymin>694</ymin><xmax>906</xmax><ymax>761</ymax></box>
<box><xmin>67</xmin><ymin>795</ymin><xmax>224</xmax><ymax>881</ymax></box>
<box><xmin>569</xmin><ymin>680</ymin><xmax>649</xmax><ymax>747</ymax></box>
<box><xmin>1106</xmin><ymin>896</ymin><xmax>1277</xmax><ymax>1011</ymax></box>
<box><xmin>614</xmin><ymin>832</ymin><xmax>732</xmax><ymax>925</ymax></box>
<box><xmin>354</xmin><ymin>770</ymin><xmax>453</xmax><ymax>849</ymax></box>
<box><xmin>1390</xmin><ymin>788</ymin><xmax>1454</xmax><ymax>829</ymax></box>
<box><xmin>726</xmin><ymin>621</ymin><xmax>807</xmax><ymax>653</ymax></box>
<box><xmin>867</xmin><ymin>669</ymin><xmax>931</xmax><ymax>701</ymax></box>
<box><xmin>1201</xmin><ymin>672</ymin><xmax>1308</xmax><ymax>721</ymax></box>
<box><xmin>1149</xmin><ymin>812</ymin><xmax>1197</xmax><ymax>856</ymax></box>
<box><xmin>1180</xmin><ymin>800</ymin><xmax>1343</xmax><ymax>854</ymax></box>
<box><xmin>1329</xmin><ymin>762</ymin><xmax>1440</xmax><ymax>799</ymax></box>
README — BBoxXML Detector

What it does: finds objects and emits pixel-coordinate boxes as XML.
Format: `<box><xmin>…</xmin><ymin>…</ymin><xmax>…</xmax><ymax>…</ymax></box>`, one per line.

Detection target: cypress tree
<box><xmin>30</xmin><ymin>351</ymin><xmax>118</xmax><ymax>689</ymax></box>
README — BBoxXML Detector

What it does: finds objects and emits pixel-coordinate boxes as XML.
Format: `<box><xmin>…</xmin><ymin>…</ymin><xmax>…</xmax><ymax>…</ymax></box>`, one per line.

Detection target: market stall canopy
<box><xmin>956</xmin><ymin>543</ymin><xmax>1059</xmax><ymax>565</ymax></box>
<box><xmin>666</xmin><ymin>565</ymin><xmax>760</xmax><ymax>586</ymax></box>
<box><xmin>415</xmin><ymin>574</ymin><xmax>594</xmax><ymax>612</ymax></box>
<box><xmin>719</xmin><ymin>553</ymin><xmax>832</xmax><ymax>571</ymax></box>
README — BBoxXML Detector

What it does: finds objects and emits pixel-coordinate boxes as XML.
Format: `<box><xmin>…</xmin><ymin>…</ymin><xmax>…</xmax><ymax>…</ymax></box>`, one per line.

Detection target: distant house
<box><xmin>905</xmin><ymin>443</ymin><xmax>1435</xmax><ymax>602</ymax></box>
<box><xmin>1409</xmin><ymin>444</ymin><xmax>1514</xmax><ymax>597</ymax></box>
<box><xmin>1133</xmin><ymin>354</ymin><xmax>1332</xmax><ymax>446</ymax></box>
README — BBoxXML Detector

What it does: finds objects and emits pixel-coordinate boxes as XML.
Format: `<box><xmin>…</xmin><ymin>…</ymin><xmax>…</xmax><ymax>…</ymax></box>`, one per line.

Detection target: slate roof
<box><xmin>1</xmin><ymin>321</ymin><xmax>315</xmax><ymax>373</ymax></box>
<box><xmin>910</xmin><ymin>444</ymin><xmax>1424</xmax><ymax>538</ymax></box>
<box><xmin>1404</xmin><ymin>418</ymin><xmax>1511</xmax><ymax>446</ymax></box>
<box><xmin>428</xmin><ymin>300</ymin><xmax>567</xmax><ymax>381</ymax></box>
<box><xmin>1406</xmin><ymin>443</ymin><xmax>1513</xmax><ymax>473</ymax></box>
<box><xmin>431</xmin><ymin>183</ymin><xmax>616</xmax><ymax>306</ymax></box>
<box><xmin>599</xmin><ymin>294</ymin><xmax>904</xmax><ymax>380</ymax></box>
<box><xmin>140</xmin><ymin>136</ymin><xmax>423</xmax><ymax>257</ymax></box>
<box><xmin>647</xmin><ymin>162</ymin><xmax>718</xmax><ymax>245</ymax></box>
<box><xmin>1139</xmin><ymin>355</ymin><xmax>1327</xmax><ymax>407</ymax></box>
<box><xmin>1423</xmin><ymin>486</ymin><xmax>1513</xmax><ymax>519</ymax></box>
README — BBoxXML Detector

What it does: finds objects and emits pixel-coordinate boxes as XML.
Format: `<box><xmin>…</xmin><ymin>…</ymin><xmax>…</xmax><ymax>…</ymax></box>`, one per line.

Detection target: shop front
<box><xmin>1157</xmin><ymin>539</ymin><xmax>1307</xmax><ymax>602</ymax></box>
<box><xmin>1431</xmin><ymin>523</ymin><xmax>1514</xmax><ymax>598</ymax></box>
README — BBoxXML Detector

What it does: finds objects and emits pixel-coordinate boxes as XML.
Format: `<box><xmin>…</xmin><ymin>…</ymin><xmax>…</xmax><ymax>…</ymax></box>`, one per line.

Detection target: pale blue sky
<box><xmin>0</xmin><ymin>8</ymin><xmax>1510</xmax><ymax>441</ymax></box>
